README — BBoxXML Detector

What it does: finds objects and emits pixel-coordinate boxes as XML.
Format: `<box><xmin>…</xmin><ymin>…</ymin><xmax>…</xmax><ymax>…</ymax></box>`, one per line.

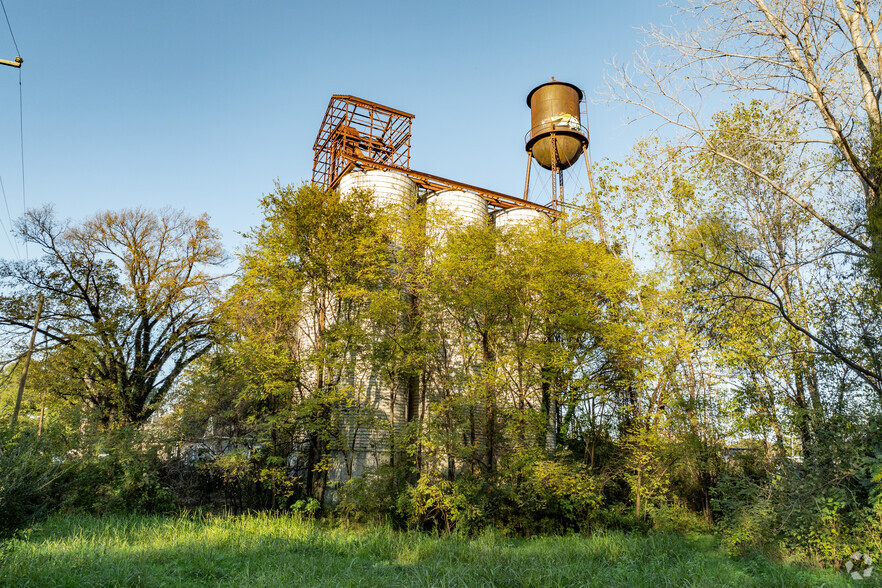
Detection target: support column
<box><xmin>582</xmin><ymin>144</ymin><xmax>607</xmax><ymax>243</ymax></box>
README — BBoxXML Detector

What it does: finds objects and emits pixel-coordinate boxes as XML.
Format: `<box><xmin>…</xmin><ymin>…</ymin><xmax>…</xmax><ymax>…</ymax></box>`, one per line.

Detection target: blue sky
<box><xmin>0</xmin><ymin>1</ymin><xmax>676</xmax><ymax>263</ymax></box>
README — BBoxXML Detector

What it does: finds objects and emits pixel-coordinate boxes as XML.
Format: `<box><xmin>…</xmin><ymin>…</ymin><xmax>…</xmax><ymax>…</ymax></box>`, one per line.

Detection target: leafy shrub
<box><xmin>863</xmin><ymin>450</ymin><xmax>882</xmax><ymax>512</ymax></box>
<box><xmin>66</xmin><ymin>427</ymin><xmax>174</xmax><ymax>514</ymax></box>
<box><xmin>647</xmin><ymin>502</ymin><xmax>711</xmax><ymax>534</ymax></box>
<box><xmin>711</xmin><ymin>463</ymin><xmax>781</xmax><ymax>557</ymax></box>
<box><xmin>717</xmin><ymin>493</ymin><xmax>778</xmax><ymax>557</ymax></box>
<box><xmin>335</xmin><ymin>465</ymin><xmax>408</xmax><ymax>525</ymax></box>
<box><xmin>712</xmin><ymin>452</ymin><xmax>864</xmax><ymax>563</ymax></box>
<box><xmin>397</xmin><ymin>474</ymin><xmax>484</xmax><ymax>534</ymax></box>
<box><xmin>345</xmin><ymin>454</ymin><xmax>603</xmax><ymax>536</ymax></box>
<box><xmin>496</xmin><ymin>455</ymin><xmax>602</xmax><ymax>535</ymax></box>
<box><xmin>0</xmin><ymin>428</ymin><xmax>70</xmax><ymax>538</ymax></box>
<box><xmin>159</xmin><ymin>455</ymin><xmax>224</xmax><ymax>509</ymax></box>
<box><xmin>590</xmin><ymin>502</ymin><xmax>648</xmax><ymax>532</ymax></box>
<box><xmin>291</xmin><ymin>497</ymin><xmax>321</xmax><ymax>519</ymax></box>
<box><xmin>849</xmin><ymin>506</ymin><xmax>882</xmax><ymax>562</ymax></box>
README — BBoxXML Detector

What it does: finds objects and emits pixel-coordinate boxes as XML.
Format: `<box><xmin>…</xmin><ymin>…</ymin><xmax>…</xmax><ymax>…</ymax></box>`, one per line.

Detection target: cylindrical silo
<box><xmin>423</xmin><ymin>190</ymin><xmax>492</xmax><ymax>477</ymax></box>
<box><xmin>425</xmin><ymin>190</ymin><xmax>490</xmax><ymax>252</ymax></box>
<box><xmin>493</xmin><ymin>207</ymin><xmax>551</xmax><ymax>230</ymax></box>
<box><xmin>325</xmin><ymin>169</ymin><xmax>415</xmax><ymax>494</ymax></box>
<box><xmin>426</xmin><ymin>190</ymin><xmax>489</xmax><ymax>227</ymax></box>
<box><xmin>525</xmin><ymin>80</ymin><xmax>587</xmax><ymax>171</ymax></box>
<box><xmin>338</xmin><ymin>170</ymin><xmax>417</xmax><ymax>216</ymax></box>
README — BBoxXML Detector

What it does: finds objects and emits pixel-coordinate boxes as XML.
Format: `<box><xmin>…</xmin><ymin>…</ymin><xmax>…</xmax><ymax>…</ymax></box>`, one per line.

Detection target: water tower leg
<box><xmin>550</xmin><ymin>134</ymin><xmax>559</xmax><ymax>209</ymax></box>
<box><xmin>582</xmin><ymin>144</ymin><xmax>607</xmax><ymax>243</ymax></box>
<box><xmin>558</xmin><ymin>169</ymin><xmax>565</xmax><ymax>209</ymax></box>
<box><xmin>522</xmin><ymin>151</ymin><xmax>533</xmax><ymax>200</ymax></box>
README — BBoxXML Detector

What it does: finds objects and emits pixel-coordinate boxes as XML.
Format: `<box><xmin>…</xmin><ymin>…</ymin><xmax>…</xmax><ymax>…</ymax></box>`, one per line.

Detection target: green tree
<box><xmin>592</xmin><ymin>141</ymin><xmax>732</xmax><ymax>521</ymax></box>
<box><xmin>611</xmin><ymin>1</ymin><xmax>882</xmax><ymax>396</ymax></box>
<box><xmin>418</xmin><ymin>214</ymin><xmax>635</xmax><ymax>478</ymax></box>
<box><xmin>0</xmin><ymin>206</ymin><xmax>226</xmax><ymax>426</ymax></box>
<box><xmin>180</xmin><ymin>183</ymin><xmax>406</xmax><ymax>502</ymax></box>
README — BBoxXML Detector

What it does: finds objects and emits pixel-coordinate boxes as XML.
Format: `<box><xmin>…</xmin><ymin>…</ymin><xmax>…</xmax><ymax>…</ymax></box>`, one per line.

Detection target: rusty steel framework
<box><xmin>312</xmin><ymin>94</ymin><xmax>557</xmax><ymax>215</ymax></box>
<box><xmin>312</xmin><ymin>95</ymin><xmax>414</xmax><ymax>189</ymax></box>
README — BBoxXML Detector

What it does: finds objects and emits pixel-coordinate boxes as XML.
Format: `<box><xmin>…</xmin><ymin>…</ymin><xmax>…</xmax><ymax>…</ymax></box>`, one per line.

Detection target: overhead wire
<box><xmin>0</xmin><ymin>175</ymin><xmax>20</xmax><ymax>259</ymax></box>
<box><xmin>563</xmin><ymin>165</ymin><xmax>586</xmax><ymax>200</ymax></box>
<box><xmin>17</xmin><ymin>65</ymin><xmax>24</xmax><ymax>259</ymax></box>
<box><xmin>0</xmin><ymin>0</ymin><xmax>18</xmax><ymax>56</ymax></box>
<box><xmin>534</xmin><ymin>170</ymin><xmax>553</xmax><ymax>207</ymax></box>
<box><xmin>523</xmin><ymin>152</ymin><xmax>555</xmax><ymax>206</ymax></box>
<box><xmin>0</xmin><ymin>0</ymin><xmax>25</xmax><ymax>259</ymax></box>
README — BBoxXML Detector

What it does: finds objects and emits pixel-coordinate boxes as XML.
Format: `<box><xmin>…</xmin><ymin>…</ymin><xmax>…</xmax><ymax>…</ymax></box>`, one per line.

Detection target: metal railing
<box><xmin>524</xmin><ymin>121</ymin><xmax>589</xmax><ymax>145</ymax></box>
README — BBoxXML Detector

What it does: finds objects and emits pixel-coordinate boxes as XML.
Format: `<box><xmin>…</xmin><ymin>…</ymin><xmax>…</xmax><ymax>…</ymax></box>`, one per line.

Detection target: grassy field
<box><xmin>0</xmin><ymin>514</ymin><xmax>875</xmax><ymax>587</ymax></box>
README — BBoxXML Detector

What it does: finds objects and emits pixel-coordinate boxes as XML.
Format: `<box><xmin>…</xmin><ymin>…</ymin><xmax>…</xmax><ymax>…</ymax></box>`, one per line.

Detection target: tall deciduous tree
<box><xmin>613</xmin><ymin>0</ymin><xmax>880</xmax><ymax>256</ymax></box>
<box><xmin>212</xmin><ymin>183</ymin><xmax>402</xmax><ymax>500</ymax></box>
<box><xmin>420</xmin><ymin>216</ymin><xmax>635</xmax><ymax>476</ymax></box>
<box><xmin>0</xmin><ymin>206</ymin><xmax>226</xmax><ymax>425</ymax></box>
<box><xmin>609</xmin><ymin>0</ymin><xmax>882</xmax><ymax>392</ymax></box>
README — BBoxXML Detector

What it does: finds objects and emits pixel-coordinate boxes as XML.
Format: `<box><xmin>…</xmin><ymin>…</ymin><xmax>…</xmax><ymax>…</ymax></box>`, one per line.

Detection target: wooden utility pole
<box><xmin>37</xmin><ymin>392</ymin><xmax>45</xmax><ymax>435</ymax></box>
<box><xmin>10</xmin><ymin>294</ymin><xmax>43</xmax><ymax>430</ymax></box>
<box><xmin>2</xmin><ymin>47</ymin><xmax>25</xmax><ymax>427</ymax></box>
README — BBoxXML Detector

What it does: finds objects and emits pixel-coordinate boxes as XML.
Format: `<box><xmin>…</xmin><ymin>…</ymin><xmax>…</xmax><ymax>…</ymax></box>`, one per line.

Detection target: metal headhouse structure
<box><xmin>312</xmin><ymin>94</ymin><xmax>557</xmax><ymax>215</ymax></box>
<box><xmin>304</xmin><ymin>84</ymin><xmax>606</xmax><ymax>489</ymax></box>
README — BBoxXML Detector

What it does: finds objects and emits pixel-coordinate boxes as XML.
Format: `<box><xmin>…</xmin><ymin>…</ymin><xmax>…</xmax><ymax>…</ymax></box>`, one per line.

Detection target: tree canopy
<box><xmin>0</xmin><ymin>206</ymin><xmax>226</xmax><ymax>425</ymax></box>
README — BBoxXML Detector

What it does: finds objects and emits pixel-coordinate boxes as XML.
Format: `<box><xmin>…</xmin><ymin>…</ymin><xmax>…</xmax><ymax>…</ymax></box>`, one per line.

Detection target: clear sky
<box><xmin>0</xmin><ymin>1</ymin><xmax>676</xmax><ymax>264</ymax></box>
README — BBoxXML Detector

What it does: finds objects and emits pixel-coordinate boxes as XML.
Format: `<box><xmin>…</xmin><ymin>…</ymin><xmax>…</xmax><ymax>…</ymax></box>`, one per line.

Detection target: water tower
<box><xmin>523</xmin><ymin>79</ymin><xmax>593</xmax><ymax>212</ymax></box>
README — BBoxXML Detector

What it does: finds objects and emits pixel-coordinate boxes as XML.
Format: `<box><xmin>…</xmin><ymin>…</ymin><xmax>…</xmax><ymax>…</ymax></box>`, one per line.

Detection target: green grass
<box><xmin>0</xmin><ymin>514</ymin><xmax>873</xmax><ymax>587</ymax></box>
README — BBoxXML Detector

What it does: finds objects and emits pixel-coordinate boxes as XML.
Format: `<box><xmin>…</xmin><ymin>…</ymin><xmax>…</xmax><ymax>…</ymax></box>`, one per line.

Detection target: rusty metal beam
<box><xmin>313</xmin><ymin>95</ymin><xmax>414</xmax><ymax>189</ymax></box>
<box><xmin>313</xmin><ymin>93</ymin><xmax>555</xmax><ymax>215</ymax></box>
<box><xmin>329</xmin><ymin>95</ymin><xmax>415</xmax><ymax>120</ymax></box>
<box><xmin>341</xmin><ymin>154</ymin><xmax>558</xmax><ymax>215</ymax></box>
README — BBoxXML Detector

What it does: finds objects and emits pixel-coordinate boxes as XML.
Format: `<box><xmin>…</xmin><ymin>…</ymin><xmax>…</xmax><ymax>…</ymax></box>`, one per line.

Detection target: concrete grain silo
<box><xmin>493</xmin><ymin>207</ymin><xmax>551</xmax><ymax>230</ymax></box>
<box><xmin>424</xmin><ymin>189</ymin><xmax>492</xmax><ymax>475</ymax></box>
<box><xmin>426</xmin><ymin>190</ymin><xmax>489</xmax><ymax>227</ymax></box>
<box><xmin>321</xmin><ymin>169</ymin><xmax>418</xmax><ymax>486</ymax></box>
<box><xmin>338</xmin><ymin>170</ymin><xmax>417</xmax><ymax>218</ymax></box>
<box><xmin>425</xmin><ymin>189</ymin><xmax>489</xmax><ymax>248</ymax></box>
<box><xmin>306</xmin><ymin>93</ymin><xmax>566</xmax><ymax>496</ymax></box>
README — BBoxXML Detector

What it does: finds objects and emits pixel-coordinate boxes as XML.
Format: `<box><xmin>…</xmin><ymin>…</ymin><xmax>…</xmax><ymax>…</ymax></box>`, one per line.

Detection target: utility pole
<box><xmin>10</xmin><ymin>294</ymin><xmax>43</xmax><ymax>430</ymax></box>
<box><xmin>5</xmin><ymin>51</ymin><xmax>28</xmax><ymax>429</ymax></box>
<box><xmin>37</xmin><ymin>331</ymin><xmax>47</xmax><ymax>436</ymax></box>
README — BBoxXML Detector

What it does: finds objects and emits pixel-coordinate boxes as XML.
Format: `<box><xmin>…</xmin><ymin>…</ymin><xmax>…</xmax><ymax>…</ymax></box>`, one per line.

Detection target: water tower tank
<box><xmin>525</xmin><ymin>80</ymin><xmax>587</xmax><ymax>171</ymax></box>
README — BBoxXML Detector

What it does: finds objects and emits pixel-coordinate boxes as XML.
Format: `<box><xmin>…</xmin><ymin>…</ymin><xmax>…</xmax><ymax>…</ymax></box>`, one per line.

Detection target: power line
<box><xmin>0</xmin><ymin>208</ymin><xmax>20</xmax><ymax>261</ymax></box>
<box><xmin>0</xmin><ymin>175</ymin><xmax>11</xmax><ymax>224</ymax></box>
<box><xmin>0</xmin><ymin>0</ymin><xmax>24</xmax><ymax>259</ymax></box>
<box><xmin>0</xmin><ymin>0</ymin><xmax>19</xmax><ymax>57</ymax></box>
<box><xmin>0</xmin><ymin>175</ymin><xmax>20</xmax><ymax>259</ymax></box>
<box><xmin>17</xmin><ymin>66</ymin><xmax>24</xmax><ymax>259</ymax></box>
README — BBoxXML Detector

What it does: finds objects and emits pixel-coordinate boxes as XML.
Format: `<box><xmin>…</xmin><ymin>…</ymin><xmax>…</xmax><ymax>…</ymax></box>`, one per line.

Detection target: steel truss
<box><xmin>312</xmin><ymin>95</ymin><xmax>557</xmax><ymax>215</ymax></box>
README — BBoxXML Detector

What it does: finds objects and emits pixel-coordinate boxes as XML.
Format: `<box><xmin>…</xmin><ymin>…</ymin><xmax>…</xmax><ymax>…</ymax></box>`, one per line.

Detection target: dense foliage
<box><xmin>2</xmin><ymin>170</ymin><xmax>881</xmax><ymax>572</ymax></box>
<box><xmin>6</xmin><ymin>4</ymin><xmax>882</xmax><ymax>578</ymax></box>
<box><xmin>0</xmin><ymin>207</ymin><xmax>226</xmax><ymax>425</ymax></box>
